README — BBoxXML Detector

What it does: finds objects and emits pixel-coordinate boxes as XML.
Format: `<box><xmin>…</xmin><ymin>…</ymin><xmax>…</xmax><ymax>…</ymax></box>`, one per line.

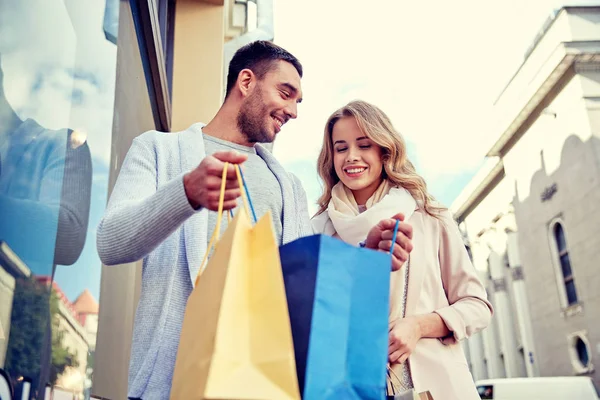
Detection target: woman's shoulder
<box><xmin>311</xmin><ymin>210</ymin><xmax>335</xmax><ymax>235</ymax></box>
<box><xmin>413</xmin><ymin>202</ymin><xmax>456</xmax><ymax>230</ymax></box>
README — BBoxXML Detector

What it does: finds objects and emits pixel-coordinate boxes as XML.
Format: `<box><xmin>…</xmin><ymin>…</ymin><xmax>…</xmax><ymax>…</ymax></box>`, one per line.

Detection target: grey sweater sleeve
<box><xmin>97</xmin><ymin>135</ymin><xmax>197</xmax><ymax>266</ymax></box>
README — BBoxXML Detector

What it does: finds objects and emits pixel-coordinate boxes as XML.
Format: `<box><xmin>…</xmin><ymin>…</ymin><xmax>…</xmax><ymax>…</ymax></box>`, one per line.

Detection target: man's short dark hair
<box><xmin>225</xmin><ymin>40</ymin><xmax>303</xmax><ymax>98</ymax></box>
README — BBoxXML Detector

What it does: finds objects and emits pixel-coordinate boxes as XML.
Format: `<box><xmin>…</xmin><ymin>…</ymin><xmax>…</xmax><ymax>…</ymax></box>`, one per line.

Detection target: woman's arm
<box><xmin>433</xmin><ymin>210</ymin><xmax>494</xmax><ymax>344</ymax></box>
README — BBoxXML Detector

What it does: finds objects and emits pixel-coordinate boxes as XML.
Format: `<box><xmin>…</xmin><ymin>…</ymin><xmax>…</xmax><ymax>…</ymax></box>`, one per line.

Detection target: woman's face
<box><xmin>331</xmin><ymin>116</ymin><xmax>384</xmax><ymax>205</ymax></box>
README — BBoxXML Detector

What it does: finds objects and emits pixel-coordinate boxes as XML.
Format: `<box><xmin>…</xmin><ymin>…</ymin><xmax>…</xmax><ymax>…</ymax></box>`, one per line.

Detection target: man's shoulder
<box><xmin>135</xmin><ymin>122</ymin><xmax>205</xmax><ymax>148</ymax></box>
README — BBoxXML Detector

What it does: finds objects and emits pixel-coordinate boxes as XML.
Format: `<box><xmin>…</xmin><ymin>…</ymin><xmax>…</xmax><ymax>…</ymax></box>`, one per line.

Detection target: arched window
<box><xmin>549</xmin><ymin>219</ymin><xmax>579</xmax><ymax>307</ymax></box>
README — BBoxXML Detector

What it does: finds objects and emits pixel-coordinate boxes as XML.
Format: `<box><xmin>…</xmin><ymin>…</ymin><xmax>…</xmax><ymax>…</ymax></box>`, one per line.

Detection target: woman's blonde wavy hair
<box><xmin>316</xmin><ymin>100</ymin><xmax>445</xmax><ymax>218</ymax></box>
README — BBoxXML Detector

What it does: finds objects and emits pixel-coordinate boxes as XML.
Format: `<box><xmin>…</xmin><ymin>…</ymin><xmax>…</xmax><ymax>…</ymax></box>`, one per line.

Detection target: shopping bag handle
<box><xmin>195</xmin><ymin>163</ymin><xmax>254</xmax><ymax>285</ymax></box>
<box><xmin>389</xmin><ymin>219</ymin><xmax>400</xmax><ymax>254</ymax></box>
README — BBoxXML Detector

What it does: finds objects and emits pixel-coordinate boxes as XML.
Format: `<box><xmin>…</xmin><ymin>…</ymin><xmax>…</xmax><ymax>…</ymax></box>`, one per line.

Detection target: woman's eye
<box><xmin>335</xmin><ymin>147</ymin><xmax>347</xmax><ymax>153</ymax></box>
<box><xmin>359</xmin><ymin>145</ymin><xmax>372</xmax><ymax>149</ymax></box>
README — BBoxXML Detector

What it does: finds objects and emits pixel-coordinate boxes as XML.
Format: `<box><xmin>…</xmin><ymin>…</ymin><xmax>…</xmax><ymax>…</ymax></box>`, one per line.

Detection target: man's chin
<box><xmin>258</xmin><ymin>129</ymin><xmax>276</xmax><ymax>143</ymax></box>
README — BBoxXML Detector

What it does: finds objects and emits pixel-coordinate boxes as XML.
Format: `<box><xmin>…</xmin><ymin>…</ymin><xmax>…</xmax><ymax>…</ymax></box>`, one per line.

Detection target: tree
<box><xmin>5</xmin><ymin>277</ymin><xmax>78</xmax><ymax>393</ymax></box>
<box><xmin>5</xmin><ymin>277</ymin><xmax>49</xmax><ymax>388</ymax></box>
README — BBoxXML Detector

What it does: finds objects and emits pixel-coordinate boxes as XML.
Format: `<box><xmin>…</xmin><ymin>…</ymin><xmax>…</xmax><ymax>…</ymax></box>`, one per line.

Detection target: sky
<box><xmin>1</xmin><ymin>0</ymin><xmax>598</xmax><ymax>302</ymax></box>
<box><xmin>271</xmin><ymin>0</ymin><xmax>600</xmax><ymax>215</ymax></box>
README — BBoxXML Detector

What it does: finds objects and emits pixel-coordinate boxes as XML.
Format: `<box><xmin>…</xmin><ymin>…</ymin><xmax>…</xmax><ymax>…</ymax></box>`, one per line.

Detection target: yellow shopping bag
<box><xmin>170</xmin><ymin>164</ymin><xmax>300</xmax><ymax>400</ymax></box>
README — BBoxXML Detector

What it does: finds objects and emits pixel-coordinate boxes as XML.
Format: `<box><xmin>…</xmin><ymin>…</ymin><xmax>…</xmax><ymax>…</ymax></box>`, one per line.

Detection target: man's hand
<box><xmin>388</xmin><ymin>317</ymin><xmax>421</xmax><ymax>364</ymax></box>
<box><xmin>183</xmin><ymin>150</ymin><xmax>248</xmax><ymax>211</ymax></box>
<box><xmin>365</xmin><ymin>213</ymin><xmax>413</xmax><ymax>271</ymax></box>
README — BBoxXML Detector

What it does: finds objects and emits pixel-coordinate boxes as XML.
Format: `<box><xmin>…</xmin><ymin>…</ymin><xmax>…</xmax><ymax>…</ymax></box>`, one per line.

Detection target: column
<box><xmin>506</xmin><ymin>232</ymin><xmax>540</xmax><ymax>377</ymax></box>
<box><xmin>488</xmin><ymin>251</ymin><xmax>521</xmax><ymax>378</ymax></box>
<box><xmin>467</xmin><ymin>332</ymin><xmax>488</xmax><ymax>381</ymax></box>
<box><xmin>481</xmin><ymin>285</ymin><xmax>506</xmax><ymax>379</ymax></box>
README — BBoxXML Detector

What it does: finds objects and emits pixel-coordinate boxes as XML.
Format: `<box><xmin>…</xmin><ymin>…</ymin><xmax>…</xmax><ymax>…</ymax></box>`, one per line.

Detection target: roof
<box><xmin>73</xmin><ymin>289</ymin><xmax>99</xmax><ymax>315</ymax></box>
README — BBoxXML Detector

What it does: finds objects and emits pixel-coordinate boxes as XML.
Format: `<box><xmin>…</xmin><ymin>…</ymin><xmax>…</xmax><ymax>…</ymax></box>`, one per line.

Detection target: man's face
<box><xmin>237</xmin><ymin>60</ymin><xmax>303</xmax><ymax>143</ymax></box>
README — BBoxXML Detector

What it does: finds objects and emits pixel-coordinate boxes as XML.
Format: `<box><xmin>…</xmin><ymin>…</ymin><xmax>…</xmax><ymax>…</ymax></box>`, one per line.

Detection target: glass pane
<box><xmin>554</xmin><ymin>223</ymin><xmax>567</xmax><ymax>252</ymax></box>
<box><xmin>566</xmin><ymin>280</ymin><xmax>579</xmax><ymax>305</ymax></box>
<box><xmin>0</xmin><ymin>1</ymin><xmax>118</xmax><ymax>399</ymax></box>
<box><xmin>560</xmin><ymin>253</ymin><xmax>573</xmax><ymax>278</ymax></box>
<box><xmin>158</xmin><ymin>0</ymin><xmax>175</xmax><ymax>97</ymax></box>
<box><xmin>576</xmin><ymin>337</ymin><xmax>590</xmax><ymax>367</ymax></box>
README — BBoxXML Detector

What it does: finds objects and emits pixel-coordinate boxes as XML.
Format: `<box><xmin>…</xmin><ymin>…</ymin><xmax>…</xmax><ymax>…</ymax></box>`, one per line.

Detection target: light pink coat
<box><xmin>312</xmin><ymin>207</ymin><xmax>493</xmax><ymax>400</ymax></box>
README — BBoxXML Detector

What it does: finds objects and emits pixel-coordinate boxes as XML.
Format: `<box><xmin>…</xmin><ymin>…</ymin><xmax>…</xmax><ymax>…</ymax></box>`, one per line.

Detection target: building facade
<box><xmin>452</xmin><ymin>5</ymin><xmax>600</xmax><ymax>389</ymax></box>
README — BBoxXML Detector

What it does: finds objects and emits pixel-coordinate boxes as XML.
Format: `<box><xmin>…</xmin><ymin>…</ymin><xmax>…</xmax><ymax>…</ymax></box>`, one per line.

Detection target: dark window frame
<box><xmin>130</xmin><ymin>0</ymin><xmax>175</xmax><ymax>131</ymax></box>
<box><xmin>552</xmin><ymin>222</ymin><xmax>579</xmax><ymax>306</ymax></box>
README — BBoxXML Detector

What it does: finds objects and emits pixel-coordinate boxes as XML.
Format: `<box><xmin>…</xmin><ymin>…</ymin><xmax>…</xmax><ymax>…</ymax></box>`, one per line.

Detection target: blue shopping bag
<box><xmin>280</xmin><ymin>234</ymin><xmax>391</xmax><ymax>400</ymax></box>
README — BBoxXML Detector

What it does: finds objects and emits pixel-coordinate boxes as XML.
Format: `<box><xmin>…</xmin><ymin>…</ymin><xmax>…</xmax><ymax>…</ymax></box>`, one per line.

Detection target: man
<box><xmin>97</xmin><ymin>40</ymin><xmax>413</xmax><ymax>399</ymax></box>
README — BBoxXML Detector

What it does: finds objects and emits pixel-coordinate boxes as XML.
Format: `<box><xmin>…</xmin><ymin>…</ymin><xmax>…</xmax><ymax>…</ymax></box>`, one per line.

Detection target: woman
<box><xmin>311</xmin><ymin>100</ymin><xmax>493</xmax><ymax>400</ymax></box>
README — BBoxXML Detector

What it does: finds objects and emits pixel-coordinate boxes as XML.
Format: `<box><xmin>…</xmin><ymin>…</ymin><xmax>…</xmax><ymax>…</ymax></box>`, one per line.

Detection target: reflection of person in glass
<box><xmin>0</xmin><ymin>53</ymin><xmax>93</xmax><ymax>398</ymax></box>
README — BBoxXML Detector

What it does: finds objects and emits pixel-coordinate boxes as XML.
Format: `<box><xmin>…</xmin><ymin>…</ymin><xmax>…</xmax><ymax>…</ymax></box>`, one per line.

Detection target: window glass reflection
<box><xmin>0</xmin><ymin>1</ymin><xmax>118</xmax><ymax>399</ymax></box>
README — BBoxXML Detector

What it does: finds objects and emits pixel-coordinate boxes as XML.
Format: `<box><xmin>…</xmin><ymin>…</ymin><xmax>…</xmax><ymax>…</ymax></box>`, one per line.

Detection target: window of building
<box><xmin>131</xmin><ymin>0</ymin><xmax>173</xmax><ymax>131</ymax></box>
<box><xmin>568</xmin><ymin>332</ymin><xmax>594</xmax><ymax>374</ymax></box>
<box><xmin>549</xmin><ymin>219</ymin><xmax>579</xmax><ymax>309</ymax></box>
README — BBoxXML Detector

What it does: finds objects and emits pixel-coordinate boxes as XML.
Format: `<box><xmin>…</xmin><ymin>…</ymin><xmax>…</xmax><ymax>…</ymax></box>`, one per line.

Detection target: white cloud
<box><xmin>271</xmin><ymin>0</ymin><xmax>585</xmax><ymax>206</ymax></box>
<box><xmin>0</xmin><ymin>0</ymin><xmax>117</xmax><ymax>164</ymax></box>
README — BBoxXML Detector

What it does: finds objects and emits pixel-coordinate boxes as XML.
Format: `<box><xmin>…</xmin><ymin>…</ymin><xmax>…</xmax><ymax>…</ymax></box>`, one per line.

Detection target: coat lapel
<box><xmin>178</xmin><ymin>123</ymin><xmax>208</xmax><ymax>286</ymax></box>
<box><xmin>404</xmin><ymin>210</ymin><xmax>427</xmax><ymax>317</ymax></box>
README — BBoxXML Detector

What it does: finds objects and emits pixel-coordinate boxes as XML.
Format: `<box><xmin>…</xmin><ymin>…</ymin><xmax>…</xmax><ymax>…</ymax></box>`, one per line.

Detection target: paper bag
<box><xmin>170</xmin><ymin>164</ymin><xmax>300</xmax><ymax>400</ymax></box>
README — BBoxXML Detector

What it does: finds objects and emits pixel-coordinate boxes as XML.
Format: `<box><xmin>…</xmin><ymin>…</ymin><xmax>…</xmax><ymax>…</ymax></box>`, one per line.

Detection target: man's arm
<box><xmin>97</xmin><ymin>136</ymin><xmax>247</xmax><ymax>266</ymax></box>
<box><xmin>53</xmin><ymin>132</ymin><xmax>92</xmax><ymax>265</ymax></box>
<box><xmin>0</xmin><ymin>129</ymin><xmax>92</xmax><ymax>267</ymax></box>
<box><xmin>97</xmin><ymin>135</ymin><xmax>198</xmax><ymax>266</ymax></box>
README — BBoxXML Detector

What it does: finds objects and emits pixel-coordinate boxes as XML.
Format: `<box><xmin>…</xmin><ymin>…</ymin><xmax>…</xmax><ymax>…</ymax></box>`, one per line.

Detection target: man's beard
<box><xmin>237</xmin><ymin>87</ymin><xmax>273</xmax><ymax>144</ymax></box>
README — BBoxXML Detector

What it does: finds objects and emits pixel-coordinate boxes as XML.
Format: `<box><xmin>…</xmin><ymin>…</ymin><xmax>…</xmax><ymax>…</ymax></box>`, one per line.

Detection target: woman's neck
<box><xmin>351</xmin><ymin>178</ymin><xmax>383</xmax><ymax>205</ymax></box>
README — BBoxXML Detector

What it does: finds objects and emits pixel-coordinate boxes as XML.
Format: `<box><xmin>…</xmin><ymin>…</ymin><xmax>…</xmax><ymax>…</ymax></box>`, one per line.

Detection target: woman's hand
<box><xmin>389</xmin><ymin>313</ymin><xmax>452</xmax><ymax>364</ymax></box>
<box><xmin>388</xmin><ymin>316</ymin><xmax>421</xmax><ymax>364</ymax></box>
<box><xmin>365</xmin><ymin>213</ymin><xmax>413</xmax><ymax>271</ymax></box>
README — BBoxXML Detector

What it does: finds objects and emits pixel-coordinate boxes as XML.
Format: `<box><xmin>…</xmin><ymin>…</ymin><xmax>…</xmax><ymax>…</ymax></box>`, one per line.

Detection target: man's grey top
<box><xmin>203</xmin><ymin>133</ymin><xmax>283</xmax><ymax>247</ymax></box>
<box><xmin>96</xmin><ymin>123</ymin><xmax>312</xmax><ymax>399</ymax></box>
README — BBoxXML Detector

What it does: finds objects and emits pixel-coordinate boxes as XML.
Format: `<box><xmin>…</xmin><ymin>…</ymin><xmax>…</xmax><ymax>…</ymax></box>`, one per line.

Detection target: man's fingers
<box><xmin>212</xmin><ymin>150</ymin><xmax>248</xmax><ymax>164</ymax></box>
<box><xmin>221</xmin><ymin>199</ymin><xmax>238</xmax><ymax>210</ymax></box>
<box><xmin>204</xmin><ymin>175</ymin><xmax>241</xmax><ymax>190</ymax></box>
<box><xmin>222</xmin><ymin>188</ymin><xmax>242</xmax><ymax>201</ymax></box>
<box><xmin>206</xmin><ymin>160</ymin><xmax>237</xmax><ymax>182</ymax></box>
<box><xmin>205</xmin><ymin>199</ymin><xmax>238</xmax><ymax>211</ymax></box>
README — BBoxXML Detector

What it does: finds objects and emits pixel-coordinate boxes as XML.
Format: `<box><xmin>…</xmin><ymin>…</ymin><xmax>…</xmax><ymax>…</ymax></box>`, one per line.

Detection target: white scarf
<box><xmin>327</xmin><ymin>180</ymin><xmax>417</xmax><ymax>245</ymax></box>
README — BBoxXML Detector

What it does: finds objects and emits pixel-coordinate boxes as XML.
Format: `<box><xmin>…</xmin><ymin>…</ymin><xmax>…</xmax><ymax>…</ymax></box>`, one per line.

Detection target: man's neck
<box><xmin>202</xmin><ymin>103</ymin><xmax>251</xmax><ymax>147</ymax></box>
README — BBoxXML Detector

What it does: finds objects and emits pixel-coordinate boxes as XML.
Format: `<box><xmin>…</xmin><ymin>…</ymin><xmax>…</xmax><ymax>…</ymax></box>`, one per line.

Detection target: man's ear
<box><xmin>237</xmin><ymin>68</ymin><xmax>255</xmax><ymax>98</ymax></box>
